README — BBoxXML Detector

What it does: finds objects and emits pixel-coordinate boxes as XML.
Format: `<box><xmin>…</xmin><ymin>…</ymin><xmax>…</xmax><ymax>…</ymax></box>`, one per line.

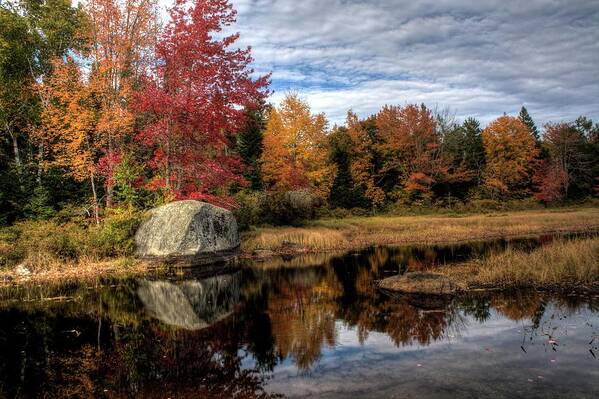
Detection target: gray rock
<box><xmin>135</xmin><ymin>200</ymin><xmax>240</xmax><ymax>265</ymax></box>
<box><xmin>15</xmin><ymin>264</ymin><xmax>31</xmax><ymax>277</ymax></box>
<box><xmin>379</xmin><ymin>272</ymin><xmax>462</xmax><ymax>295</ymax></box>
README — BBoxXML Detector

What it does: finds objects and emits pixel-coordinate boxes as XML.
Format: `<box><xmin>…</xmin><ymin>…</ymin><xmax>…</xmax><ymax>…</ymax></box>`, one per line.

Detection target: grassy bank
<box><xmin>2</xmin><ymin>206</ymin><xmax>599</xmax><ymax>287</ymax></box>
<box><xmin>241</xmin><ymin>207</ymin><xmax>599</xmax><ymax>255</ymax></box>
<box><xmin>0</xmin><ymin>208</ymin><xmax>150</xmax><ymax>286</ymax></box>
<box><xmin>440</xmin><ymin>237</ymin><xmax>599</xmax><ymax>290</ymax></box>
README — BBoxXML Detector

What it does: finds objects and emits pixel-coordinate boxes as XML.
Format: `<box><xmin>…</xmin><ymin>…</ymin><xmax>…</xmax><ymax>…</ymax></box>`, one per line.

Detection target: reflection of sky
<box><xmin>260</xmin><ymin>305</ymin><xmax>599</xmax><ymax>399</ymax></box>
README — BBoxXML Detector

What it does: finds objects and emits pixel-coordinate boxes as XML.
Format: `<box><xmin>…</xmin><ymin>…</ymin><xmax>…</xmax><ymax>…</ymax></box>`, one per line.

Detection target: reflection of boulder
<box><xmin>137</xmin><ymin>272</ymin><xmax>241</xmax><ymax>330</ymax></box>
<box><xmin>379</xmin><ymin>272</ymin><xmax>463</xmax><ymax>295</ymax></box>
<box><xmin>135</xmin><ymin>200</ymin><xmax>240</xmax><ymax>265</ymax></box>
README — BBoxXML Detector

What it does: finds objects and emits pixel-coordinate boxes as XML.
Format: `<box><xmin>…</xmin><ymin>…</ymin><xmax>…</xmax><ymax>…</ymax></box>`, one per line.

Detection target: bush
<box><xmin>233</xmin><ymin>191</ymin><xmax>263</xmax><ymax>231</ymax></box>
<box><xmin>89</xmin><ymin>208</ymin><xmax>142</xmax><ymax>257</ymax></box>
<box><xmin>260</xmin><ymin>190</ymin><xmax>323</xmax><ymax>226</ymax></box>
<box><xmin>234</xmin><ymin>190</ymin><xmax>324</xmax><ymax>227</ymax></box>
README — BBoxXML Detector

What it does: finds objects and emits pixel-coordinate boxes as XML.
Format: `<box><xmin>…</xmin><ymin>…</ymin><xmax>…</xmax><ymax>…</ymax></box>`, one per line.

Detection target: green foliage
<box><xmin>0</xmin><ymin>208</ymin><xmax>140</xmax><ymax>268</ymax></box>
<box><xmin>518</xmin><ymin>106</ymin><xmax>540</xmax><ymax>143</ymax></box>
<box><xmin>328</xmin><ymin>126</ymin><xmax>368</xmax><ymax>209</ymax></box>
<box><xmin>237</xmin><ymin>106</ymin><xmax>267</xmax><ymax>190</ymax></box>
<box><xmin>24</xmin><ymin>185</ymin><xmax>55</xmax><ymax>220</ymax></box>
<box><xmin>89</xmin><ymin>208</ymin><xmax>141</xmax><ymax>257</ymax></box>
<box><xmin>261</xmin><ymin>191</ymin><xmax>323</xmax><ymax>226</ymax></box>
<box><xmin>235</xmin><ymin>190</ymin><xmax>323</xmax><ymax>227</ymax></box>
<box><xmin>233</xmin><ymin>190</ymin><xmax>263</xmax><ymax>231</ymax></box>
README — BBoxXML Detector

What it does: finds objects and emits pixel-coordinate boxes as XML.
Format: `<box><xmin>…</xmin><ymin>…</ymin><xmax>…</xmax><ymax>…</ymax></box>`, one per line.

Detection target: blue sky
<box><xmin>162</xmin><ymin>0</ymin><xmax>599</xmax><ymax>127</ymax></box>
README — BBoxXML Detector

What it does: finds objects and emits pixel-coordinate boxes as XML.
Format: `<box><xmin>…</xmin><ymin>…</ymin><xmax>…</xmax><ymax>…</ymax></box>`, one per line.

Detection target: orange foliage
<box><xmin>482</xmin><ymin>115</ymin><xmax>539</xmax><ymax>197</ymax></box>
<box><xmin>261</xmin><ymin>94</ymin><xmax>336</xmax><ymax>198</ymax></box>
<box><xmin>38</xmin><ymin>57</ymin><xmax>99</xmax><ymax>181</ymax></box>
<box><xmin>346</xmin><ymin>111</ymin><xmax>385</xmax><ymax>207</ymax></box>
<box><xmin>85</xmin><ymin>0</ymin><xmax>158</xmax><ymax>201</ymax></box>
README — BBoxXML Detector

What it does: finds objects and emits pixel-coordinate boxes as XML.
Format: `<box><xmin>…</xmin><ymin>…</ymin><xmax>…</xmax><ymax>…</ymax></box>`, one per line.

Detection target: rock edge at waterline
<box><xmin>135</xmin><ymin>200</ymin><xmax>240</xmax><ymax>266</ymax></box>
<box><xmin>378</xmin><ymin>272</ymin><xmax>464</xmax><ymax>295</ymax></box>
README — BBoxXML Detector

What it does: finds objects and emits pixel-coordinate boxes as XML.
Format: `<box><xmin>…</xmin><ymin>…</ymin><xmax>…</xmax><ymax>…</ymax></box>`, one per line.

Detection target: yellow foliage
<box><xmin>261</xmin><ymin>94</ymin><xmax>336</xmax><ymax>197</ymax></box>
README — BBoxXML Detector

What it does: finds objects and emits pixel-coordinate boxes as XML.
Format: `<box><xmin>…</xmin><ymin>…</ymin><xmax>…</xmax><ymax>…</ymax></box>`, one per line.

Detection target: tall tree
<box><xmin>237</xmin><ymin>104</ymin><xmax>267</xmax><ymax>190</ymax></box>
<box><xmin>346</xmin><ymin>112</ymin><xmax>384</xmax><ymax>209</ymax></box>
<box><xmin>518</xmin><ymin>106</ymin><xmax>540</xmax><ymax>144</ymax></box>
<box><xmin>482</xmin><ymin>115</ymin><xmax>539</xmax><ymax>198</ymax></box>
<box><xmin>328</xmin><ymin>125</ymin><xmax>367</xmax><ymax>209</ymax></box>
<box><xmin>261</xmin><ymin>94</ymin><xmax>335</xmax><ymax>198</ymax></box>
<box><xmin>543</xmin><ymin>122</ymin><xmax>590</xmax><ymax>198</ymax></box>
<box><xmin>86</xmin><ymin>0</ymin><xmax>159</xmax><ymax>206</ymax></box>
<box><xmin>136</xmin><ymin>0</ymin><xmax>269</xmax><ymax>207</ymax></box>
<box><xmin>38</xmin><ymin>57</ymin><xmax>102</xmax><ymax>222</ymax></box>
<box><xmin>375</xmin><ymin>104</ymin><xmax>450</xmax><ymax>201</ymax></box>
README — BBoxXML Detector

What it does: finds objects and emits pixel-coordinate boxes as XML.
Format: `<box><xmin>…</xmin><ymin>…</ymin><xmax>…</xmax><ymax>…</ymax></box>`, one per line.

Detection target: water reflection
<box><xmin>0</xmin><ymin>238</ymin><xmax>598</xmax><ymax>398</ymax></box>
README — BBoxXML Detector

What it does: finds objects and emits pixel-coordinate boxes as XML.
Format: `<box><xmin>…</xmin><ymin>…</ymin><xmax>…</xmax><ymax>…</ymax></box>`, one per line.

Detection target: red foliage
<box><xmin>97</xmin><ymin>150</ymin><xmax>122</xmax><ymax>189</ymax></box>
<box><xmin>533</xmin><ymin>160</ymin><xmax>568</xmax><ymax>204</ymax></box>
<box><xmin>135</xmin><ymin>0</ymin><xmax>269</xmax><ymax>206</ymax></box>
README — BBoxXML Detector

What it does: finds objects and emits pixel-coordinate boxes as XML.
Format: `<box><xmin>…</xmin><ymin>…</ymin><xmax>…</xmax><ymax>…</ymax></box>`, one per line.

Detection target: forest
<box><xmin>1</xmin><ymin>0</ymin><xmax>599</xmax><ymax>231</ymax></box>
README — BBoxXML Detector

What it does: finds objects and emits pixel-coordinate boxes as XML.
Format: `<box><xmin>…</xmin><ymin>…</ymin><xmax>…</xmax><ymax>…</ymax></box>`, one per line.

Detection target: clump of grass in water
<box><xmin>443</xmin><ymin>237</ymin><xmax>599</xmax><ymax>288</ymax></box>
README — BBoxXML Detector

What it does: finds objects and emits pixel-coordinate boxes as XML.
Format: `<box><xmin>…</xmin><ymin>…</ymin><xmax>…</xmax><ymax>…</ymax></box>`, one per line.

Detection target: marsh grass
<box><xmin>441</xmin><ymin>237</ymin><xmax>599</xmax><ymax>288</ymax></box>
<box><xmin>242</xmin><ymin>207</ymin><xmax>599</xmax><ymax>254</ymax></box>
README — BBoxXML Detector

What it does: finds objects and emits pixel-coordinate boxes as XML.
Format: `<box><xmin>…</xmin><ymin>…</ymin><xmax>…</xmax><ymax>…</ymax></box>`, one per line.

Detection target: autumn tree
<box><xmin>38</xmin><ymin>57</ymin><xmax>101</xmax><ymax>222</ymax></box>
<box><xmin>482</xmin><ymin>115</ymin><xmax>539</xmax><ymax>198</ymax></box>
<box><xmin>136</xmin><ymin>0</ymin><xmax>269</xmax><ymax>207</ymax></box>
<box><xmin>533</xmin><ymin>161</ymin><xmax>568</xmax><ymax>204</ymax></box>
<box><xmin>542</xmin><ymin>122</ymin><xmax>590</xmax><ymax>198</ymax></box>
<box><xmin>85</xmin><ymin>0</ymin><xmax>159</xmax><ymax>205</ymax></box>
<box><xmin>261</xmin><ymin>94</ymin><xmax>335</xmax><ymax>198</ymax></box>
<box><xmin>374</xmin><ymin>104</ymin><xmax>451</xmax><ymax>201</ymax></box>
<box><xmin>346</xmin><ymin>112</ymin><xmax>384</xmax><ymax>208</ymax></box>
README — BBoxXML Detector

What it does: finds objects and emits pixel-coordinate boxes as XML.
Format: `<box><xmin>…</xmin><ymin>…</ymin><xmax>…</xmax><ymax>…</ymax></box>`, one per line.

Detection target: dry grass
<box><xmin>0</xmin><ymin>256</ymin><xmax>150</xmax><ymax>287</ymax></box>
<box><xmin>241</xmin><ymin>207</ymin><xmax>599</xmax><ymax>254</ymax></box>
<box><xmin>440</xmin><ymin>237</ymin><xmax>599</xmax><ymax>288</ymax></box>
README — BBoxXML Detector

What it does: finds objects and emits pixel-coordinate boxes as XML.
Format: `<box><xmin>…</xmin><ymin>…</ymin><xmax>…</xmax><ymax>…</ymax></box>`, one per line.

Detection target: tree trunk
<box><xmin>10</xmin><ymin>131</ymin><xmax>21</xmax><ymax>168</ymax></box>
<box><xmin>90</xmin><ymin>172</ymin><xmax>100</xmax><ymax>225</ymax></box>
<box><xmin>36</xmin><ymin>142</ymin><xmax>43</xmax><ymax>184</ymax></box>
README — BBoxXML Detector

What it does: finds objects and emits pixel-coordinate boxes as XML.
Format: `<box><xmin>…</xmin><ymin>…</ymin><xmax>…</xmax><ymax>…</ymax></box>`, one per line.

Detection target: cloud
<box><xmin>229</xmin><ymin>0</ymin><xmax>599</xmax><ymax>126</ymax></box>
<box><xmin>154</xmin><ymin>0</ymin><xmax>599</xmax><ymax>126</ymax></box>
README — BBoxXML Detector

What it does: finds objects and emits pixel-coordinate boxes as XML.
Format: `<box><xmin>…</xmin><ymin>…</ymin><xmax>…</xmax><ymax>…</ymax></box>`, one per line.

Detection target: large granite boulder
<box><xmin>135</xmin><ymin>200</ymin><xmax>240</xmax><ymax>265</ymax></box>
<box><xmin>378</xmin><ymin>272</ymin><xmax>463</xmax><ymax>295</ymax></box>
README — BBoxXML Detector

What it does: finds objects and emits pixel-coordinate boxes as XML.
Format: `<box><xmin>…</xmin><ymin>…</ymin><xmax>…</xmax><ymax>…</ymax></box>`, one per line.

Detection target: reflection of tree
<box><xmin>491</xmin><ymin>291</ymin><xmax>545</xmax><ymax>323</ymax></box>
<box><xmin>265</xmin><ymin>267</ymin><xmax>341</xmax><ymax>371</ymax></box>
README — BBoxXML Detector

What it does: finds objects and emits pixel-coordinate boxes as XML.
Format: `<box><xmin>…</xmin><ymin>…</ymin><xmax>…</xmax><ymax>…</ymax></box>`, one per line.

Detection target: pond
<box><xmin>0</xmin><ymin>235</ymin><xmax>598</xmax><ymax>398</ymax></box>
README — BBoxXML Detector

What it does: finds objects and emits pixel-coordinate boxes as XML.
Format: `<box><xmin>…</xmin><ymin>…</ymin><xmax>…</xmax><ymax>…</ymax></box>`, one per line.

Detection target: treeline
<box><xmin>1</xmin><ymin>1</ymin><xmax>598</xmax><ymax>228</ymax></box>
<box><xmin>234</xmin><ymin>94</ymin><xmax>599</xmax><ymax>225</ymax></box>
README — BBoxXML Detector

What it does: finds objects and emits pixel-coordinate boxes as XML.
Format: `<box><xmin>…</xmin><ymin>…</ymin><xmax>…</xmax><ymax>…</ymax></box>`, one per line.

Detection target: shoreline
<box><xmin>1</xmin><ymin>207</ymin><xmax>599</xmax><ymax>291</ymax></box>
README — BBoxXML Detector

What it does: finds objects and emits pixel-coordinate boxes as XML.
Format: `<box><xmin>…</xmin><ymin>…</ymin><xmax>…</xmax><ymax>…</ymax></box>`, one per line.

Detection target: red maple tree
<box><xmin>533</xmin><ymin>160</ymin><xmax>569</xmax><ymax>204</ymax></box>
<box><xmin>135</xmin><ymin>0</ymin><xmax>269</xmax><ymax>207</ymax></box>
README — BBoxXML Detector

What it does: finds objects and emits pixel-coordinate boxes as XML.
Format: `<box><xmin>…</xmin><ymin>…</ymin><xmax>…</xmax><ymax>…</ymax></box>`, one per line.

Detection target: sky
<box><xmin>167</xmin><ymin>0</ymin><xmax>599</xmax><ymax>126</ymax></box>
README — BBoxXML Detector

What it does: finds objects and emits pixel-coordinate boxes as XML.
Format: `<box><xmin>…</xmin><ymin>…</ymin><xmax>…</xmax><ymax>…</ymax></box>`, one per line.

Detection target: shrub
<box><xmin>233</xmin><ymin>190</ymin><xmax>263</xmax><ymax>231</ymax></box>
<box><xmin>89</xmin><ymin>208</ymin><xmax>142</xmax><ymax>257</ymax></box>
<box><xmin>261</xmin><ymin>190</ymin><xmax>323</xmax><ymax>226</ymax></box>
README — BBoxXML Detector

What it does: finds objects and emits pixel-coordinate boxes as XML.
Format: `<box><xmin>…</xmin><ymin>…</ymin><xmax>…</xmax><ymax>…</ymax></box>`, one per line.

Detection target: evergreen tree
<box><xmin>237</xmin><ymin>105</ymin><xmax>267</xmax><ymax>190</ymax></box>
<box><xmin>462</xmin><ymin>117</ymin><xmax>485</xmax><ymax>184</ymax></box>
<box><xmin>518</xmin><ymin>106</ymin><xmax>540</xmax><ymax>143</ymax></box>
<box><xmin>328</xmin><ymin>126</ymin><xmax>367</xmax><ymax>208</ymax></box>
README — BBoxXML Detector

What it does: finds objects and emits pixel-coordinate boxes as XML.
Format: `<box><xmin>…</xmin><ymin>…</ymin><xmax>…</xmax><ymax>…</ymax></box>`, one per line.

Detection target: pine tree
<box><xmin>518</xmin><ymin>106</ymin><xmax>540</xmax><ymax>143</ymax></box>
<box><xmin>237</xmin><ymin>105</ymin><xmax>267</xmax><ymax>190</ymax></box>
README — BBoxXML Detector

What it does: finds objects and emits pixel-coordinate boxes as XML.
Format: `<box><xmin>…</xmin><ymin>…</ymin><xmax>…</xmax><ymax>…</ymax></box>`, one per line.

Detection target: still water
<box><xmin>0</xmin><ymin>236</ymin><xmax>598</xmax><ymax>398</ymax></box>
